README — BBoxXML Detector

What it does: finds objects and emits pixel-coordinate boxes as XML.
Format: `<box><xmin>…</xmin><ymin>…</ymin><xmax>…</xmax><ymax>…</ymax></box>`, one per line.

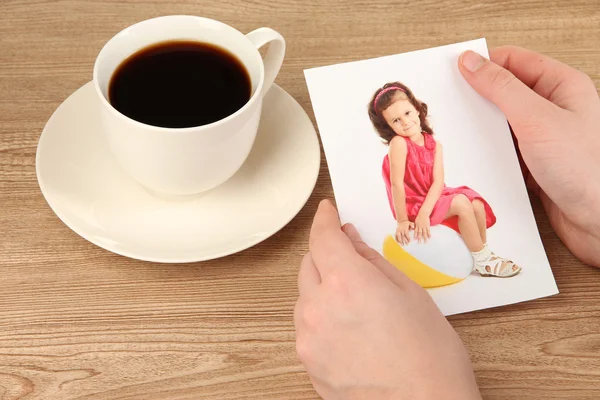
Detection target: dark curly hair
<box><xmin>367</xmin><ymin>81</ymin><xmax>434</xmax><ymax>144</ymax></box>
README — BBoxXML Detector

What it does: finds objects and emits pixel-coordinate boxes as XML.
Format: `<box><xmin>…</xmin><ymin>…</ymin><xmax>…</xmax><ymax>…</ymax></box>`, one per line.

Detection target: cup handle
<box><xmin>245</xmin><ymin>28</ymin><xmax>286</xmax><ymax>97</ymax></box>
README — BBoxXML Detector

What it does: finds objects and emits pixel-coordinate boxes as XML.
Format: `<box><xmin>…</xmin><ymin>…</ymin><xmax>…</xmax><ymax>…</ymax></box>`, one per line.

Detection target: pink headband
<box><xmin>374</xmin><ymin>86</ymin><xmax>406</xmax><ymax>113</ymax></box>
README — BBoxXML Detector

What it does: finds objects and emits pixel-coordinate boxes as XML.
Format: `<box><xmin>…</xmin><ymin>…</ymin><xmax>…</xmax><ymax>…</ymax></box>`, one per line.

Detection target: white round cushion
<box><xmin>402</xmin><ymin>224</ymin><xmax>473</xmax><ymax>279</ymax></box>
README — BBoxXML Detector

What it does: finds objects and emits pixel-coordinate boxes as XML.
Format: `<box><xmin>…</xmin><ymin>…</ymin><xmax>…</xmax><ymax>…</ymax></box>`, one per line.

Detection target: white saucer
<box><xmin>36</xmin><ymin>82</ymin><xmax>321</xmax><ymax>263</ymax></box>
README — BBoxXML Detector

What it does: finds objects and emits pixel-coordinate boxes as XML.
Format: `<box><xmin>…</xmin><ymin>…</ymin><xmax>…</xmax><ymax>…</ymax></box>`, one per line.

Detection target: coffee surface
<box><xmin>108</xmin><ymin>40</ymin><xmax>252</xmax><ymax>128</ymax></box>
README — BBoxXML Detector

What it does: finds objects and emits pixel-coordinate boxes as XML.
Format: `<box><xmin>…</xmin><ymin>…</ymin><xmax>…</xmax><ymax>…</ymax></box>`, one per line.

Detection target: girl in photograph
<box><xmin>368</xmin><ymin>82</ymin><xmax>521</xmax><ymax>278</ymax></box>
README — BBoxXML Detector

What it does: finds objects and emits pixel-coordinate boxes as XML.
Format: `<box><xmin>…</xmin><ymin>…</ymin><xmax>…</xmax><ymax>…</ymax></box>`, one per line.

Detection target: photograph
<box><xmin>304</xmin><ymin>38</ymin><xmax>559</xmax><ymax>316</ymax></box>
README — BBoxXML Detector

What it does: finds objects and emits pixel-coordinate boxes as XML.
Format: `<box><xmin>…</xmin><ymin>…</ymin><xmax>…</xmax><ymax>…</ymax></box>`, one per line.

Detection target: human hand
<box><xmin>459</xmin><ymin>46</ymin><xmax>600</xmax><ymax>267</ymax></box>
<box><xmin>294</xmin><ymin>200</ymin><xmax>481</xmax><ymax>400</ymax></box>
<box><xmin>414</xmin><ymin>213</ymin><xmax>431</xmax><ymax>243</ymax></box>
<box><xmin>395</xmin><ymin>220</ymin><xmax>414</xmax><ymax>245</ymax></box>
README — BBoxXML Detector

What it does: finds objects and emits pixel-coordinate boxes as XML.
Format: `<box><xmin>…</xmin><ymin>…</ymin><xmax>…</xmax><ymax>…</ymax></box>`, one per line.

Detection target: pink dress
<box><xmin>382</xmin><ymin>134</ymin><xmax>496</xmax><ymax>233</ymax></box>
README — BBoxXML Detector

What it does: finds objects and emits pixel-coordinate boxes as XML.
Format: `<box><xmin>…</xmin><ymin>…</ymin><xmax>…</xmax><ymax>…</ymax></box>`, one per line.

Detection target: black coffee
<box><xmin>108</xmin><ymin>40</ymin><xmax>252</xmax><ymax>128</ymax></box>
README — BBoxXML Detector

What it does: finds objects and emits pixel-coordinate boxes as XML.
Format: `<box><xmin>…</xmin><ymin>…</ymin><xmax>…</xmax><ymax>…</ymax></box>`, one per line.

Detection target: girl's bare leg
<box><xmin>472</xmin><ymin>199</ymin><xmax>487</xmax><ymax>244</ymax></box>
<box><xmin>444</xmin><ymin>194</ymin><xmax>483</xmax><ymax>252</ymax></box>
<box><xmin>447</xmin><ymin>196</ymin><xmax>520</xmax><ymax>275</ymax></box>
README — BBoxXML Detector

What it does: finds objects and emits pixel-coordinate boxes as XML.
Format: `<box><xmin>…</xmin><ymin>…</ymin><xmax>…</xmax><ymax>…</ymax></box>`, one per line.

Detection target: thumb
<box><xmin>458</xmin><ymin>50</ymin><xmax>553</xmax><ymax>131</ymax></box>
<box><xmin>342</xmin><ymin>223</ymin><xmax>413</xmax><ymax>289</ymax></box>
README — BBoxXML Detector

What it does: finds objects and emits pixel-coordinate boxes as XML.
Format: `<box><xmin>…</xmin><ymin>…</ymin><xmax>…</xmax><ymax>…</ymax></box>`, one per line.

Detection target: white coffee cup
<box><xmin>92</xmin><ymin>15</ymin><xmax>285</xmax><ymax>196</ymax></box>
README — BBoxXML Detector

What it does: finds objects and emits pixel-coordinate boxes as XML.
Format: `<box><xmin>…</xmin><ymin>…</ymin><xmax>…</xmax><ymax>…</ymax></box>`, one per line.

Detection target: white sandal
<box><xmin>474</xmin><ymin>254</ymin><xmax>522</xmax><ymax>278</ymax></box>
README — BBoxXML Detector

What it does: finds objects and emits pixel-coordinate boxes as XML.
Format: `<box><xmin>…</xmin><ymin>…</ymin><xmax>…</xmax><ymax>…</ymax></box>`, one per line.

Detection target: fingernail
<box><xmin>460</xmin><ymin>50</ymin><xmax>485</xmax><ymax>72</ymax></box>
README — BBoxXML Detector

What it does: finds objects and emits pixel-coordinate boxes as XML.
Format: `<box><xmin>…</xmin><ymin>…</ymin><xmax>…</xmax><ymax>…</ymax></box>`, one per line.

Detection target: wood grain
<box><xmin>1</xmin><ymin>0</ymin><xmax>600</xmax><ymax>398</ymax></box>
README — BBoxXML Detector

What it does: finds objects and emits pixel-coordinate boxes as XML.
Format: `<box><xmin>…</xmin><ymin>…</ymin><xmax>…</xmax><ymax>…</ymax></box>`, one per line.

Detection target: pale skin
<box><xmin>383</xmin><ymin>96</ymin><xmax>518</xmax><ymax>273</ymax></box>
<box><xmin>294</xmin><ymin>201</ymin><xmax>482</xmax><ymax>400</ymax></box>
<box><xmin>295</xmin><ymin>46</ymin><xmax>600</xmax><ymax>399</ymax></box>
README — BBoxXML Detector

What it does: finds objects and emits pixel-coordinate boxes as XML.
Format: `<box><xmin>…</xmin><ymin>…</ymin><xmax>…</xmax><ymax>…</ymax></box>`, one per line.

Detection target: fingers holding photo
<box><xmin>489</xmin><ymin>45</ymin><xmax>598</xmax><ymax>111</ymax></box>
<box><xmin>309</xmin><ymin>199</ymin><xmax>358</xmax><ymax>270</ymax></box>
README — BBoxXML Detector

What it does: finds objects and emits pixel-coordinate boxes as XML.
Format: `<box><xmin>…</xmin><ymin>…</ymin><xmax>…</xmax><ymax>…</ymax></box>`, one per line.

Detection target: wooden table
<box><xmin>1</xmin><ymin>1</ymin><xmax>599</xmax><ymax>399</ymax></box>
